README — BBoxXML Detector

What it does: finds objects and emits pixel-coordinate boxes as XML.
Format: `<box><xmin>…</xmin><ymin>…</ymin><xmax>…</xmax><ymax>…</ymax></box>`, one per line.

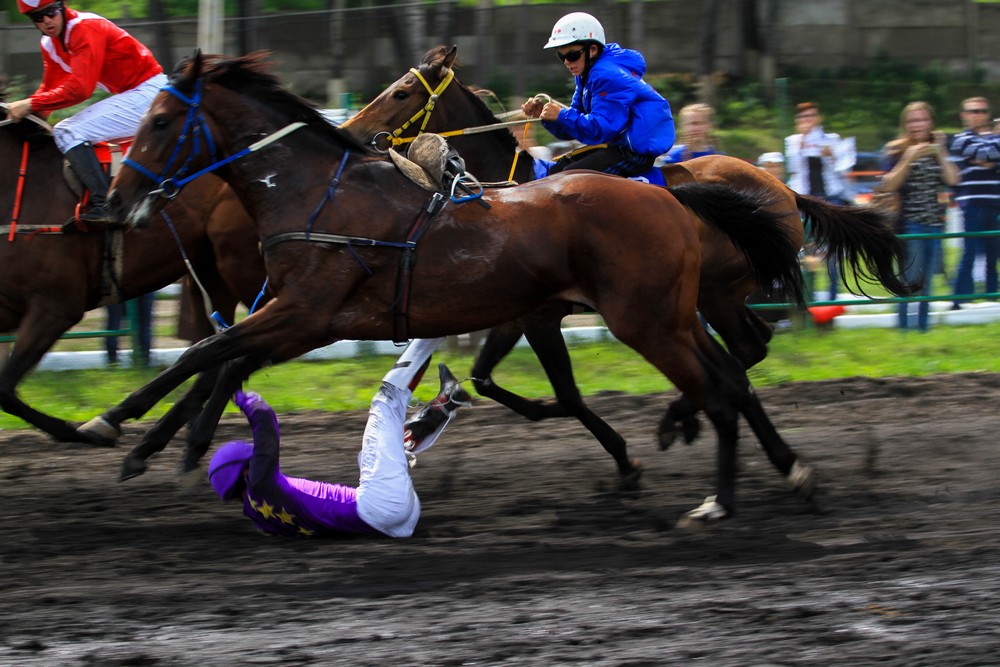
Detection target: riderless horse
<box><xmin>0</xmin><ymin>103</ymin><xmax>265</xmax><ymax>444</ymax></box>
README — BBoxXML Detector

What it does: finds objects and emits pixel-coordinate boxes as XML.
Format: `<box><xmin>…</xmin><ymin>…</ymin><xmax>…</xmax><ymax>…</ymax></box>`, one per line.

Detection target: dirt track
<box><xmin>2</xmin><ymin>373</ymin><xmax>1000</xmax><ymax>666</ymax></box>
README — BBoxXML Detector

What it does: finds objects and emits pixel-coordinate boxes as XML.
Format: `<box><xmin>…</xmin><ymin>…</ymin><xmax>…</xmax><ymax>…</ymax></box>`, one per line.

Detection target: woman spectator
<box><xmin>880</xmin><ymin>101</ymin><xmax>959</xmax><ymax>332</ymax></box>
<box><xmin>656</xmin><ymin>103</ymin><xmax>722</xmax><ymax>165</ymax></box>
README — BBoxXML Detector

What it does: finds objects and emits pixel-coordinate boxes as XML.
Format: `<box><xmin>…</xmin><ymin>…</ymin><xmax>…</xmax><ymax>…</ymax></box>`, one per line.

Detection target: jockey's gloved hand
<box><xmin>233</xmin><ymin>389</ymin><xmax>268</xmax><ymax>417</ymax></box>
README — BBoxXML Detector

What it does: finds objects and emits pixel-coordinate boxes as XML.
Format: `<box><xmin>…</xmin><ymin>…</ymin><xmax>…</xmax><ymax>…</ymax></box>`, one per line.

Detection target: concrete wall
<box><xmin>2</xmin><ymin>0</ymin><xmax>998</xmax><ymax>103</ymax></box>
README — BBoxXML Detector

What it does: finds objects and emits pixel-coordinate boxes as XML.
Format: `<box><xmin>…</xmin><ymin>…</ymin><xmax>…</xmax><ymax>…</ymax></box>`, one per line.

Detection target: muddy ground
<box><xmin>2</xmin><ymin>372</ymin><xmax>999</xmax><ymax>666</ymax></box>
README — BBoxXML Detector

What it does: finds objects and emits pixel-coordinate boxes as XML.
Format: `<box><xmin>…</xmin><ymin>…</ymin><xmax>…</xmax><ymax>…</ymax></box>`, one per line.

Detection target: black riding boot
<box><xmin>64</xmin><ymin>142</ymin><xmax>116</xmax><ymax>226</ymax></box>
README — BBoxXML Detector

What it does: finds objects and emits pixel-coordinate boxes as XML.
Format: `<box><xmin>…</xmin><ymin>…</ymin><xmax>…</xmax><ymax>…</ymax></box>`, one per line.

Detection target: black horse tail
<box><xmin>669</xmin><ymin>182</ymin><xmax>807</xmax><ymax>309</ymax></box>
<box><xmin>795</xmin><ymin>193</ymin><xmax>915</xmax><ymax>297</ymax></box>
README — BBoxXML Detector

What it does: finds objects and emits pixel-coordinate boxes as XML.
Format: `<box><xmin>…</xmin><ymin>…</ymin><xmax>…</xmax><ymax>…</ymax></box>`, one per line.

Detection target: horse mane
<box><xmin>173</xmin><ymin>51</ymin><xmax>372</xmax><ymax>155</ymax></box>
<box><xmin>418</xmin><ymin>46</ymin><xmax>520</xmax><ymax>157</ymax></box>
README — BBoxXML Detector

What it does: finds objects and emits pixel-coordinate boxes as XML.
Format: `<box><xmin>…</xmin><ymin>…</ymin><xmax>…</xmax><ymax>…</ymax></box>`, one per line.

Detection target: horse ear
<box><xmin>443</xmin><ymin>45</ymin><xmax>458</xmax><ymax>71</ymax></box>
<box><xmin>190</xmin><ymin>49</ymin><xmax>204</xmax><ymax>81</ymax></box>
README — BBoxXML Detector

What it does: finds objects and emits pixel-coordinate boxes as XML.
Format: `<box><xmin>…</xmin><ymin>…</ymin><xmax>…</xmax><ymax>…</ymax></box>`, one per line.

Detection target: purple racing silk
<box><xmin>238</xmin><ymin>394</ymin><xmax>382</xmax><ymax>537</ymax></box>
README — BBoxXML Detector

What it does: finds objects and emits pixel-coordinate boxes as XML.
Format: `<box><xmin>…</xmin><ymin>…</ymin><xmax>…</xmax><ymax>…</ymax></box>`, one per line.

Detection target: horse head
<box><xmin>111</xmin><ymin>50</ymin><xmax>369</xmax><ymax>231</ymax></box>
<box><xmin>345</xmin><ymin>45</ymin><xmax>462</xmax><ymax>152</ymax></box>
<box><xmin>344</xmin><ymin>45</ymin><xmax>526</xmax><ymax>182</ymax></box>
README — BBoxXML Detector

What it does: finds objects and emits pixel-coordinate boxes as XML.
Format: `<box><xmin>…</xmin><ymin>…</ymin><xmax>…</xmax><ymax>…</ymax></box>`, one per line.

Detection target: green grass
<box><xmin>3</xmin><ymin>322</ymin><xmax>1000</xmax><ymax>432</ymax></box>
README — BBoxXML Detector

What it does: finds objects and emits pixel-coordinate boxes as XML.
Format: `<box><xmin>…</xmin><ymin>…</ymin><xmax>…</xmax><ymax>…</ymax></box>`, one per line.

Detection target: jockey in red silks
<box><xmin>6</xmin><ymin>0</ymin><xmax>166</xmax><ymax>224</ymax></box>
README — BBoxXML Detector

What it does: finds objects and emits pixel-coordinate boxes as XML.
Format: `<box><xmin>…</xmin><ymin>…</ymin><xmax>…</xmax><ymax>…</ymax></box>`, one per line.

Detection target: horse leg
<box><xmin>693</xmin><ymin>313</ymin><xmax>816</xmax><ymax>501</ymax></box>
<box><xmin>519</xmin><ymin>310</ymin><xmax>642</xmax><ymax>487</ymax></box>
<box><xmin>657</xmin><ymin>298</ymin><xmax>774</xmax><ymax>450</ymax></box>
<box><xmin>119</xmin><ymin>365</ymin><xmax>225</xmax><ymax>480</ymax></box>
<box><xmin>740</xmin><ymin>385</ymin><xmax>817</xmax><ymax>501</ymax></box>
<box><xmin>699</xmin><ymin>299</ymin><xmax>773</xmax><ymax>370</ymax></box>
<box><xmin>182</xmin><ymin>355</ymin><xmax>264</xmax><ymax>473</ymax></box>
<box><xmin>470</xmin><ymin>320</ymin><xmax>567</xmax><ymax>421</ymax></box>
<box><xmin>606</xmin><ymin>312</ymin><xmax>745</xmax><ymax>526</ymax></box>
<box><xmin>0</xmin><ymin>310</ymin><xmax>117</xmax><ymax>445</ymax></box>
<box><xmin>658</xmin><ymin>394</ymin><xmax>701</xmax><ymax>450</ymax></box>
<box><xmin>80</xmin><ymin>300</ymin><xmax>321</xmax><ymax>438</ymax></box>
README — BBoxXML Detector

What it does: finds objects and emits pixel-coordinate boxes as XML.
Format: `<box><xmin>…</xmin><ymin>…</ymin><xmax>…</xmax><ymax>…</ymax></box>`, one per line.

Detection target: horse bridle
<box><xmin>122</xmin><ymin>79</ymin><xmax>305</xmax><ymax>200</ymax></box>
<box><xmin>368</xmin><ymin>66</ymin><xmax>456</xmax><ymax>152</ymax></box>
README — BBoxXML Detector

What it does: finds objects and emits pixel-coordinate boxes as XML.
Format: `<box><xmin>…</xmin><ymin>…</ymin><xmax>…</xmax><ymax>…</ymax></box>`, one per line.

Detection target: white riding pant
<box><xmin>355</xmin><ymin>383</ymin><xmax>421</xmax><ymax>538</ymax></box>
<box><xmin>53</xmin><ymin>73</ymin><xmax>168</xmax><ymax>153</ymax></box>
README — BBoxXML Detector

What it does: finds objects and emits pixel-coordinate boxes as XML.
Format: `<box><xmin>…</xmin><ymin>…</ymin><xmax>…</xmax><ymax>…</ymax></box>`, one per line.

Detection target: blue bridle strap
<box><xmin>121</xmin><ymin>79</ymin><xmax>304</xmax><ymax>199</ymax></box>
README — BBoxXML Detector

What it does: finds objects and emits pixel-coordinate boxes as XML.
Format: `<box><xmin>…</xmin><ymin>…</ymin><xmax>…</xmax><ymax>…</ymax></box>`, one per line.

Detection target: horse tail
<box><xmin>796</xmin><ymin>193</ymin><xmax>914</xmax><ymax>297</ymax></box>
<box><xmin>669</xmin><ymin>182</ymin><xmax>807</xmax><ymax>308</ymax></box>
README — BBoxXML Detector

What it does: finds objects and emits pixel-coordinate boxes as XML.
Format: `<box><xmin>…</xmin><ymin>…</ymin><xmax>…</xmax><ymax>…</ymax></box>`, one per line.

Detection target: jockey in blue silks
<box><xmin>521</xmin><ymin>12</ymin><xmax>675</xmax><ymax>179</ymax></box>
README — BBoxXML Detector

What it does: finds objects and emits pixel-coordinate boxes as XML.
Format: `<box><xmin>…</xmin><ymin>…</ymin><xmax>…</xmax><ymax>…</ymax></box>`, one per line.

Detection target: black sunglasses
<box><xmin>963</xmin><ymin>108</ymin><xmax>990</xmax><ymax>114</ymax></box>
<box><xmin>30</xmin><ymin>5</ymin><xmax>62</xmax><ymax>22</ymax></box>
<box><xmin>557</xmin><ymin>48</ymin><xmax>586</xmax><ymax>63</ymax></box>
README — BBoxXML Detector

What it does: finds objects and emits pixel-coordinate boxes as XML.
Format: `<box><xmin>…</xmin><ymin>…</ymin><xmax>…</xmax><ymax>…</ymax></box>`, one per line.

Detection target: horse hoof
<box><xmin>80</xmin><ymin>416</ymin><xmax>121</xmax><ymax>443</ymax></box>
<box><xmin>120</xmin><ymin>456</ymin><xmax>148</xmax><ymax>481</ymax></box>
<box><xmin>658</xmin><ymin>427</ymin><xmax>677</xmax><ymax>451</ymax></box>
<box><xmin>681</xmin><ymin>416</ymin><xmax>701</xmax><ymax>444</ymax></box>
<box><xmin>787</xmin><ymin>461</ymin><xmax>817</xmax><ymax>500</ymax></box>
<box><xmin>618</xmin><ymin>459</ymin><xmax>644</xmax><ymax>492</ymax></box>
<box><xmin>676</xmin><ymin>495</ymin><xmax>730</xmax><ymax>528</ymax></box>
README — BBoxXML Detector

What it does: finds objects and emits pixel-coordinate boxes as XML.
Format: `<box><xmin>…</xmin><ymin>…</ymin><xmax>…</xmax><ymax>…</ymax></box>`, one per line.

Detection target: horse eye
<box><xmin>392</xmin><ymin>90</ymin><xmax>409</xmax><ymax>101</ymax></box>
<box><xmin>152</xmin><ymin>116</ymin><xmax>170</xmax><ymax>130</ymax></box>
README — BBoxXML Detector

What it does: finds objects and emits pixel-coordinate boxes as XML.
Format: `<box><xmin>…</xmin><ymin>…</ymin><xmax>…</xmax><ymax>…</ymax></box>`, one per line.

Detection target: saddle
<box><xmin>389</xmin><ymin>133</ymin><xmax>466</xmax><ymax>192</ymax></box>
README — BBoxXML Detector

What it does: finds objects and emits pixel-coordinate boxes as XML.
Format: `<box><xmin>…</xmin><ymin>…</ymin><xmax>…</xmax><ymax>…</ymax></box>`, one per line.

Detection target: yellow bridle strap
<box><xmin>389</xmin><ymin>67</ymin><xmax>456</xmax><ymax>145</ymax></box>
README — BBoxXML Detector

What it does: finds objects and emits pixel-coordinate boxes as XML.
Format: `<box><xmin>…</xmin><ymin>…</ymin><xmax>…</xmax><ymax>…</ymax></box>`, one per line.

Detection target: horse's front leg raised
<box><xmin>81</xmin><ymin>299</ymin><xmax>326</xmax><ymax>441</ymax></box>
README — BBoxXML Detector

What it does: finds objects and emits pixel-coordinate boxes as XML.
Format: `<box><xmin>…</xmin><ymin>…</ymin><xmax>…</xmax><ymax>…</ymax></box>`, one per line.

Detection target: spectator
<box><xmin>106</xmin><ymin>293</ymin><xmax>155</xmax><ymax>366</ymax></box>
<box><xmin>757</xmin><ymin>151</ymin><xmax>785</xmax><ymax>182</ymax></box>
<box><xmin>655</xmin><ymin>103</ymin><xmax>722</xmax><ymax>165</ymax></box>
<box><xmin>880</xmin><ymin>102</ymin><xmax>959</xmax><ymax>332</ymax></box>
<box><xmin>949</xmin><ymin>97</ymin><xmax>1000</xmax><ymax>308</ymax></box>
<box><xmin>785</xmin><ymin>102</ymin><xmax>857</xmax><ymax>301</ymax></box>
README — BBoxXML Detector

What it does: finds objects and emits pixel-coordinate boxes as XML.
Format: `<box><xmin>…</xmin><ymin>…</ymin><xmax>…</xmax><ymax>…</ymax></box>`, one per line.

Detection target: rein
<box><xmin>7</xmin><ymin>141</ymin><xmax>29</xmax><ymax>242</ymax></box>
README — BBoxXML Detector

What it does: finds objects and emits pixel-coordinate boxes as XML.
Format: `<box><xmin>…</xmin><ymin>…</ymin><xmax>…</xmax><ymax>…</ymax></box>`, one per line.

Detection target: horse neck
<box><xmin>449</xmin><ymin>134</ymin><xmax>534</xmax><ymax>183</ymax></box>
<box><xmin>439</xmin><ymin>90</ymin><xmax>537</xmax><ymax>184</ymax></box>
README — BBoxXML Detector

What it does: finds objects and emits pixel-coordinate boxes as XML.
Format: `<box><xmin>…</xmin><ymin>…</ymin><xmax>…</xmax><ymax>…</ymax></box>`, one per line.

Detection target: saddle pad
<box><xmin>532</xmin><ymin>160</ymin><xmax>665</xmax><ymax>187</ymax></box>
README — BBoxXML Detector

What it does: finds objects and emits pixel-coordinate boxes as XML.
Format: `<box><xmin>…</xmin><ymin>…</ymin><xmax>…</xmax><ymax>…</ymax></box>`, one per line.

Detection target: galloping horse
<box><xmin>0</xmin><ymin>102</ymin><xmax>264</xmax><ymax>444</ymax></box>
<box><xmin>95</xmin><ymin>51</ymin><xmax>813</xmax><ymax>522</ymax></box>
<box><xmin>345</xmin><ymin>44</ymin><xmax>913</xmax><ymax>473</ymax></box>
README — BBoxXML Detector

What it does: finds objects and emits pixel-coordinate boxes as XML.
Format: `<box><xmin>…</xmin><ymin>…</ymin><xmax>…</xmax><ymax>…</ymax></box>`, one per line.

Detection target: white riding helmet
<box><xmin>544</xmin><ymin>12</ymin><xmax>606</xmax><ymax>49</ymax></box>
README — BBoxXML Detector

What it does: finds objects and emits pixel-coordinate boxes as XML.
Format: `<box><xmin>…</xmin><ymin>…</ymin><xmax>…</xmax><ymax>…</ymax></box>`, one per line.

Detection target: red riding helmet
<box><xmin>17</xmin><ymin>0</ymin><xmax>62</xmax><ymax>15</ymax></box>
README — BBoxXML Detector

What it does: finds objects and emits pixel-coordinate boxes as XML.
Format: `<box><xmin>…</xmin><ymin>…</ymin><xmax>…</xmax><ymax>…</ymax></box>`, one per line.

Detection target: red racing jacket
<box><xmin>28</xmin><ymin>7</ymin><xmax>162</xmax><ymax>114</ymax></box>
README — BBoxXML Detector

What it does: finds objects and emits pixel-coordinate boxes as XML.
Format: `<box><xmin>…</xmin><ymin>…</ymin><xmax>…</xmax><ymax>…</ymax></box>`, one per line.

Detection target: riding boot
<box><xmin>64</xmin><ymin>142</ymin><xmax>116</xmax><ymax>226</ymax></box>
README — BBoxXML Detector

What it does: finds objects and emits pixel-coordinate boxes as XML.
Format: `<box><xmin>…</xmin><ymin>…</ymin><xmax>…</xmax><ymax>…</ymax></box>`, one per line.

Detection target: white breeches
<box><xmin>355</xmin><ymin>383</ymin><xmax>421</xmax><ymax>538</ymax></box>
<box><xmin>53</xmin><ymin>73</ymin><xmax>168</xmax><ymax>153</ymax></box>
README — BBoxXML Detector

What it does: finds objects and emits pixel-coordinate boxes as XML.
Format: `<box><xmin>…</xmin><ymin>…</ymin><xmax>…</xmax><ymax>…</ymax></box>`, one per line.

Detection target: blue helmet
<box><xmin>208</xmin><ymin>441</ymin><xmax>253</xmax><ymax>500</ymax></box>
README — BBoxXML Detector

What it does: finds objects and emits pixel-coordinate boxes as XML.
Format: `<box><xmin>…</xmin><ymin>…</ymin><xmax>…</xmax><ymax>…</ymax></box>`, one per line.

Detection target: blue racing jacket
<box><xmin>543</xmin><ymin>43</ymin><xmax>674</xmax><ymax>158</ymax></box>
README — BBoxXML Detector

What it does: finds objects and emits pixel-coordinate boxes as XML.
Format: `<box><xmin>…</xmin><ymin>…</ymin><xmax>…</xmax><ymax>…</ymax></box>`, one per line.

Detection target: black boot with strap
<box><xmin>64</xmin><ymin>142</ymin><xmax>117</xmax><ymax>229</ymax></box>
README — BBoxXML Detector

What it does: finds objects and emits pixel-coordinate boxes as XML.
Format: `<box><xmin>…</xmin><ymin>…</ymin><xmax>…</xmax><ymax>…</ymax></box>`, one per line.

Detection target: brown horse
<box><xmin>344</xmin><ymin>44</ymin><xmax>912</xmax><ymax>473</ymax></box>
<box><xmin>91</xmin><ymin>51</ymin><xmax>814</xmax><ymax>522</ymax></box>
<box><xmin>0</xmin><ymin>102</ymin><xmax>264</xmax><ymax>445</ymax></box>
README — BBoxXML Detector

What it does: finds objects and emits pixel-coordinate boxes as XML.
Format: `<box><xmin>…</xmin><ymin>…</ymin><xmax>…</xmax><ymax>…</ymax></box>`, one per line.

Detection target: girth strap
<box><xmin>258</xmin><ymin>191</ymin><xmax>449</xmax><ymax>344</ymax></box>
<box><xmin>394</xmin><ymin>192</ymin><xmax>446</xmax><ymax>343</ymax></box>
